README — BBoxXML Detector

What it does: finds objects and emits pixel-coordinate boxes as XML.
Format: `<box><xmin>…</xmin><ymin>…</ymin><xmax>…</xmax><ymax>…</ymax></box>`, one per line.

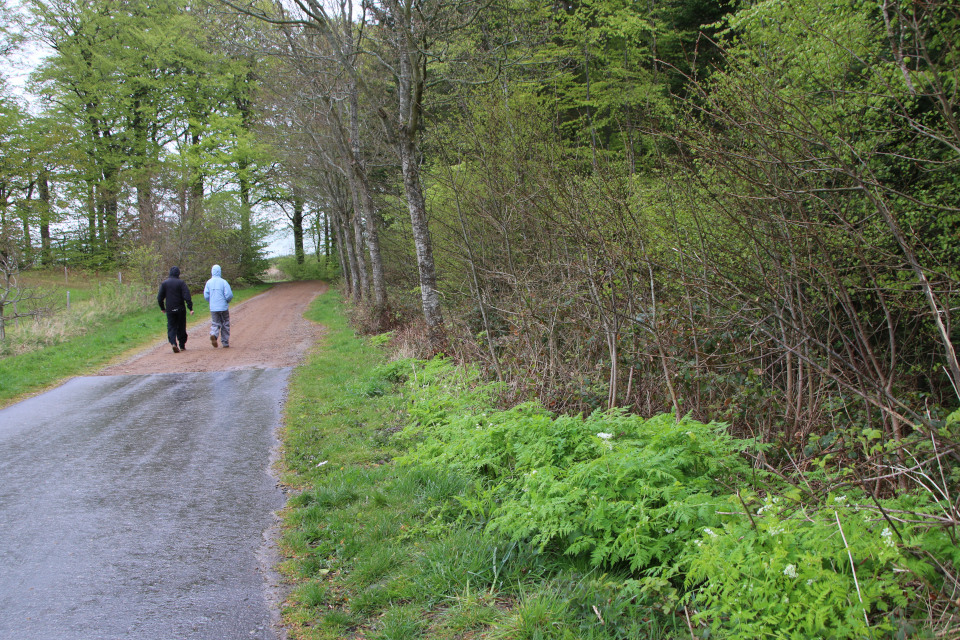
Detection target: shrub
<box><xmin>393</xmin><ymin>357</ymin><xmax>959</xmax><ymax>637</ymax></box>
<box><xmin>398</xmin><ymin>358</ymin><xmax>760</xmax><ymax>576</ymax></box>
<box><xmin>276</xmin><ymin>255</ymin><xmax>340</xmax><ymax>281</ymax></box>
<box><xmin>683</xmin><ymin>491</ymin><xmax>917</xmax><ymax>639</ymax></box>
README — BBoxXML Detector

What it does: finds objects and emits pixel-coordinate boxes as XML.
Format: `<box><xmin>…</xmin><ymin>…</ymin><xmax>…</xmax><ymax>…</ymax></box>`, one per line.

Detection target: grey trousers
<box><xmin>210</xmin><ymin>310</ymin><xmax>230</xmax><ymax>346</ymax></box>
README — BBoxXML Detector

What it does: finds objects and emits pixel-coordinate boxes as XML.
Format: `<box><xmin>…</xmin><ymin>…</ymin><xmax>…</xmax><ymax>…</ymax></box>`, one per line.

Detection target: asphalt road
<box><xmin>0</xmin><ymin>369</ymin><xmax>290</xmax><ymax>640</ymax></box>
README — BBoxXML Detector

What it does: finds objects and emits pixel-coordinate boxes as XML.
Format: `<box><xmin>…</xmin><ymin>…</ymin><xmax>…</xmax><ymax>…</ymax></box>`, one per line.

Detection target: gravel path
<box><xmin>99</xmin><ymin>281</ymin><xmax>328</xmax><ymax>375</ymax></box>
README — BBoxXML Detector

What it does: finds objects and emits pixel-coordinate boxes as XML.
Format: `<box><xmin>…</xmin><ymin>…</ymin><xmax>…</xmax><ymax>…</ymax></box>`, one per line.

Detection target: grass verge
<box><xmin>279</xmin><ymin>293</ymin><xmax>687</xmax><ymax>640</ymax></box>
<box><xmin>0</xmin><ymin>284</ymin><xmax>271</xmax><ymax>406</ymax></box>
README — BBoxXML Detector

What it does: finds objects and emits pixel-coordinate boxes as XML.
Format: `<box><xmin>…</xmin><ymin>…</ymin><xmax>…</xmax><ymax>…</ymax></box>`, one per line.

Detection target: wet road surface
<box><xmin>0</xmin><ymin>369</ymin><xmax>290</xmax><ymax>640</ymax></box>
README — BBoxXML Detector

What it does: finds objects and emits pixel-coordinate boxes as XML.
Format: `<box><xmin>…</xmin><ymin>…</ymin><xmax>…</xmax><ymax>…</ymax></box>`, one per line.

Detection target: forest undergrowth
<box><xmin>281</xmin><ymin>293</ymin><xmax>960</xmax><ymax>640</ymax></box>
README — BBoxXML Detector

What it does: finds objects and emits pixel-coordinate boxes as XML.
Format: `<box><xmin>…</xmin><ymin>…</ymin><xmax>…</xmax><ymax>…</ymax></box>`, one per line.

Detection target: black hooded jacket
<box><xmin>157</xmin><ymin>266</ymin><xmax>193</xmax><ymax>312</ymax></box>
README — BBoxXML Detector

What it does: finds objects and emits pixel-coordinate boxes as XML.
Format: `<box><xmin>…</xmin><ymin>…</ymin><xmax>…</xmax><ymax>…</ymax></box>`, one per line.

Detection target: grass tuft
<box><xmin>371</xmin><ymin>605</ymin><xmax>427</xmax><ymax>640</ymax></box>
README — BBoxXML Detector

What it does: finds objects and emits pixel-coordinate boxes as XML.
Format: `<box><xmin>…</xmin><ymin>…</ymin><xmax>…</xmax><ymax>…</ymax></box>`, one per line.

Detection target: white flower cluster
<box><xmin>758</xmin><ymin>496</ymin><xmax>782</xmax><ymax>515</ymax></box>
<box><xmin>783</xmin><ymin>564</ymin><xmax>797</xmax><ymax>579</ymax></box>
<box><xmin>596</xmin><ymin>432</ymin><xmax>614</xmax><ymax>450</ymax></box>
<box><xmin>881</xmin><ymin>527</ymin><xmax>896</xmax><ymax>548</ymax></box>
<box><xmin>703</xmin><ymin>527</ymin><xmax>718</xmax><ymax>538</ymax></box>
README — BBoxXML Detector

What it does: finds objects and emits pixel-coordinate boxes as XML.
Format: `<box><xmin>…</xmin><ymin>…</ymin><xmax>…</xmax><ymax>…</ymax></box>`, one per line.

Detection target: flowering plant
<box><xmin>683</xmin><ymin>492</ymin><xmax>909</xmax><ymax>638</ymax></box>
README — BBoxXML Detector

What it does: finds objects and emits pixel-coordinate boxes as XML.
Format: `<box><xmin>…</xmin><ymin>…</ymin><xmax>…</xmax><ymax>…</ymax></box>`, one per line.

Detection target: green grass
<box><xmin>19</xmin><ymin>266</ymin><xmax>125</xmax><ymax>304</ymax></box>
<box><xmin>0</xmin><ymin>283</ymin><xmax>271</xmax><ymax>405</ymax></box>
<box><xmin>279</xmin><ymin>293</ymin><xmax>684</xmax><ymax>640</ymax></box>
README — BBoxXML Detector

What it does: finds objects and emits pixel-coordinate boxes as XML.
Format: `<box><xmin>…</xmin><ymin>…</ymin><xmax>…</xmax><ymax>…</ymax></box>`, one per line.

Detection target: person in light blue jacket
<box><xmin>203</xmin><ymin>264</ymin><xmax>234</xmax><ymax>348</ymax></box>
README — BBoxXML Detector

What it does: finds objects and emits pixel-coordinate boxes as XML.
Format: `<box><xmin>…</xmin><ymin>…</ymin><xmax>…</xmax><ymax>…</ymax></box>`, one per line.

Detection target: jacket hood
<box><xmin>169</xmin><ymin>266</ymin><xmax>180</xmax><ymax>278</ymax></box>
<box><xmin>211</xmin><ymin>264</ymin><xmax>221</xmax><ymax>278</ymax></box>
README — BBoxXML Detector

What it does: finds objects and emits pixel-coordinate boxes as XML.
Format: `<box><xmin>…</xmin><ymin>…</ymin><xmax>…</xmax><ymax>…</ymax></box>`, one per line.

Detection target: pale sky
<box><xmin>4</xmin><ymin>0</ymin><xmax>47</xmax><ymax>101</ymax></box>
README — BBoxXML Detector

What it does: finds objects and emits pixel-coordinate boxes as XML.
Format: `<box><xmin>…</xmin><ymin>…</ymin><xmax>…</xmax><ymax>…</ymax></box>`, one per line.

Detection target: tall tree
<box><xmin>220</xmin><ymin>0</ymin><xmax>473</xmax><ymax>346</ymax></box>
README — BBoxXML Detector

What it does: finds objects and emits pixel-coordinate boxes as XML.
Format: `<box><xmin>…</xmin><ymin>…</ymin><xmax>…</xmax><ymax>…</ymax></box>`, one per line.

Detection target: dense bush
<box><xmin>275</xmin><ymin>255</ymin><xmax>340</xmax><ymax>281</ymax></box>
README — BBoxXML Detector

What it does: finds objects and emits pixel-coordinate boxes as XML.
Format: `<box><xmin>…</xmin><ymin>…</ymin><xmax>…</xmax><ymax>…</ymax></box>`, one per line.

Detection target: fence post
<box><xmin>67</xmin><ymin>291</ymin><xmax>70</xmax><ymax>310</ymax></box>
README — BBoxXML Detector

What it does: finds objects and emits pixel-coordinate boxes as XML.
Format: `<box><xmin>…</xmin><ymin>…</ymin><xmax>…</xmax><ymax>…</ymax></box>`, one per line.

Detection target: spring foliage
<box><xmin>384</xmin><ymin>357</ymin><xmax>960</xmax><ymax>638</ymax></box>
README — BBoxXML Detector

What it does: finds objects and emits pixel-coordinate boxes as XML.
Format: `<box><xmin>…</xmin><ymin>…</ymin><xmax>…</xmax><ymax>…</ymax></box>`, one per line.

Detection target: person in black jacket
<box><xmin>157</xmin><ymin>266</ymin><xmax>194</xmax><ymax>353</ymax></box>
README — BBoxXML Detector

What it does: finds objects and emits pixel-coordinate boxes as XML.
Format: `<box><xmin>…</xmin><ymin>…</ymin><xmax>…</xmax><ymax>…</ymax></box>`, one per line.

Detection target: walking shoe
<box><xmin>223</xmin><ymin>344</ymin><xmax>229</xmax><ymax>348</ymax></box>
<box><xmin>211</xmin><ymin>335</ymin><xmax>218</xmax><ymax>348</ymax></box>
<box><xmin>180</xmin><ymin>344</ymin><xmax>186</xmax><ymax>351</ymax></box>
<box><xmin>172</xmin><ymin>344</ymin><xmax>180</xmax><ymax>353</ymax></box>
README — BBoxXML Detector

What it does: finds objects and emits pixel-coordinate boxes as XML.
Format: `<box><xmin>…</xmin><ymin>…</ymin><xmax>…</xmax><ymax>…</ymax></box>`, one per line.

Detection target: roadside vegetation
<box><xmin>0</xmin><ymin>267</ymin><xmax>270</xmax><ymax>405</ymax></box>
<box><xmin>4</xmin><ymin>0</ymin><xmax>959</xmax><ymax>634</ymax></box>
<box><xmin>3</xmin><ymin>268</ymin><xmax>154</xmax><ymax>356</ymax></box>
<box><xmin>269</xmin><ymin>254</ymin><xmax>341</xmax><ymax>284</ymax></box>
<box><xmin>281</xmin><ymin>294</ymin><xmax>960</xmax><ymax>640</ymax></box>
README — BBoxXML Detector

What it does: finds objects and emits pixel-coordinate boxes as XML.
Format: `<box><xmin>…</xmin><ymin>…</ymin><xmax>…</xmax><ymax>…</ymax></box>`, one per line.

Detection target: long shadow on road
<box><xmin>0</xmin><ymin>369</ymin><xmax>290</xmax><ymax>640</ymax></box>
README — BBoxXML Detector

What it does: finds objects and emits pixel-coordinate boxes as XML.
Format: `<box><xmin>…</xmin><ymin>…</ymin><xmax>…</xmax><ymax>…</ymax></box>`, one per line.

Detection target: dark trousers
<box><xmin>166</xmin><ymin>308</ymin><xmax>188</xmax><ymax>348</ymax></box>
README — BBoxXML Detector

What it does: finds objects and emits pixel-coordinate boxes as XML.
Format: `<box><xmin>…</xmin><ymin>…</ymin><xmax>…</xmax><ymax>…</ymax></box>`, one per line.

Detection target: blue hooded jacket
<box><xmin>203</xmin><ymin>265</ymin><xmax>234</xmax><ymax>312</ymax></box>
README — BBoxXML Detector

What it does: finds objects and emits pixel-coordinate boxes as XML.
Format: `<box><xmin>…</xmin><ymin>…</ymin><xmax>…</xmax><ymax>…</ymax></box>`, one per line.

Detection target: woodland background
<box><xmin>3</xmin><ymin>0</ymin><xmax>960</xmax><ymax>634</ymax></box>
<box><xmin>1</xmin><ymin>0</ymin><xmax>959</xmax><ymax>528</ymax></box>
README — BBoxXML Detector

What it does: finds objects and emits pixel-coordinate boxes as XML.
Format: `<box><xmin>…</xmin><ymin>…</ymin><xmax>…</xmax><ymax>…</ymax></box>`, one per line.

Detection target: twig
<box><xmin>683</xmin><ymin>605</ymin><xmax>697</xmax><ymax>640</ymax></box>
<box><xmin>737</xmin><ymin>490</ymin><xmax>758</xmax><ymax>530</ymax></box>
<box><xmin>835</xmin><ymin>510</ymin><xmax>870</xmax><ymax>628</ymax></box>
<box><xmin>853</xmin><ymin>467</ymin><xmax>905</xmax><ymax>545</ymax></box>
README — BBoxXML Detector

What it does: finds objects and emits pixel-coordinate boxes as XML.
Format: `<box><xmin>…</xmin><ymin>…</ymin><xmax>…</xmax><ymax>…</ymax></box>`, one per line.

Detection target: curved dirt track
<box><xmin>99</xmin><ymin>280</ymin><xmax>328</xmax><ymax>376</ymax></box>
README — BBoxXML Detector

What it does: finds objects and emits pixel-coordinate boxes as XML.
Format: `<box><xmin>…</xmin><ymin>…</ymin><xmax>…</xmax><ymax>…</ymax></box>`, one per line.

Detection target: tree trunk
<box><xmin>337</xmin><ymin>207</ymin><xmax>361</xmax><ymax>302</ymax></box>
<box><xmin>85</xmin><ymin>180</ymin><xmax>97</xmax><ymax>252</ymax></box>
<box><xmin>342</xmin><ymin>29</ymin><xmax>387</xmax><ymax>310</ymax></box>
<box><xmin>38</xmin><ymin>170</ymin><xmax>51</xmax><ymax>265</ymax></box>
<box><xmin>399</xmin><ymin>133</ymin><xmax>444</xmax><ymax>346</ymax></box>
<box><xmin>0</xmin><ymin>187</ymin><xmax>7</xmax><ymax>227</ymax></box>
<box><xmin>238</xmin><ymin>158</ymin><xmax>255</xmax><ymax>280</ymax></box>
<box><xmin>330</xmin><ymin>206</ymin><xmax>351</xmax><ymax>297</ymax></box>
<box><xmin>135</xmin><ymin>179</ymin><xmax>155</xmax><ymax>237</ymax></box>
<box><xmin>292</xmin><ymin>191</ymin><xmax>305</xmax><ymax>265</ymax></box>
<box><xmin>97</xmin><ymin>196</ymin><xmax>106</xmax><ymax>250</ymax></box>
<box><xmin>103</xmin><ymin>177</ymin><xmax>119</xmax><ymax>252</ymax></box>
<box><xmin>350</xmin><ymin>201</ymin><xmax>369</xmax><ymax>297</ymax></box>
<box><xmin>374</xmin><ymin>1</ymin><xmax>444</xmax><ymax>349</ymax></box>
<box><xmin>324</xmin><ymin>211</ymin><xmax>331</xmax><ymax>257</ymax></box>
<box><xmin>130</xmin><ymin>92</ymin><xmax>156</xmax><ymax>241</ymax></box>
<box><xmin>354</xmin><ymin>169</ymin><xmax>387</xmax><ymax>309</ymax></box>
<box><xmin>235</xmin><ymin>72</ymin><xmax>257</xmax><ymax>281</ymax></box>
<box><xmin>189</xmin><ymin>171</ymin><xmax>204</xmax><ymax>222</ymax></box>
<box><xmin>20</xmin><ymin>181</ymin><xmax>34</xmax><ymax>263</ymax></box>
